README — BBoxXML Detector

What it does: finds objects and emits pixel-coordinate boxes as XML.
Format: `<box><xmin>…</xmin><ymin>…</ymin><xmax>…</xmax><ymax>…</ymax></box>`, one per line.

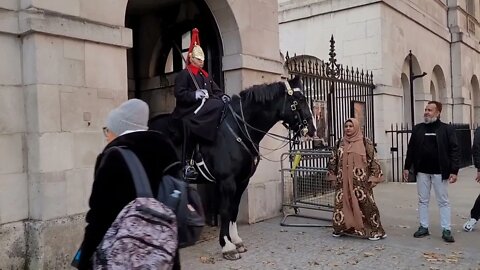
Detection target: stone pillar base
<box><xmin>0</xmin><ymin>221</ymin><xmax>26</xmax><ymax>269</ymax></box>
<box><xmin>25</xmin><ymin>214</ymin><xmax>85</xmax><ymax>270</ymax></box>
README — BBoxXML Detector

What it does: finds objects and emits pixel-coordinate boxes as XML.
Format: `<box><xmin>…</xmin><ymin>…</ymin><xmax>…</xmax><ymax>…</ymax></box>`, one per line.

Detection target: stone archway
<box><xmin>432</xmin><ymin>65</ymin><xmax>447</xmax><ymax>101</ymax></box>
<box><xmin>125</xmin><ymin>0</ymin><xmax>225</xmax><ymax>117</ymax></box>
<box><xmin>401</xmin><ymin>53</ymin><xmax>424</xmax><ymax>125</ymax></box>
<box><xmin>430</xmin><ymin>81</ymin><xmax>436</xmax><ymax>101</ymax></box>
<box><xmin>401</xmin><ymin>73</ymin><xmax>411</xmax><ymax>125</ymax></box>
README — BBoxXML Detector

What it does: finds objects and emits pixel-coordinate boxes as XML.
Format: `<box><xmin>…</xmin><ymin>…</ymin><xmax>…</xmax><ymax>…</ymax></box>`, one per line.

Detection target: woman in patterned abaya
<box><xmin>327</xmin><ymin>118</ymin><xmax>386</xmax><ymax>240</ymax></box>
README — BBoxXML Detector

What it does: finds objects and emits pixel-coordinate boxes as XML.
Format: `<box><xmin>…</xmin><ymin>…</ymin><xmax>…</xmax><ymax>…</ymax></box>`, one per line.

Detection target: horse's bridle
<box><xmin>224</xmin><ymin>80</ymin><xmax>310</xmax><ymax>164</ymax></box>
<box><xmin>280</xmin><ymin>81</ymin><xmax>309</xmax><ymax>140</ymax></box>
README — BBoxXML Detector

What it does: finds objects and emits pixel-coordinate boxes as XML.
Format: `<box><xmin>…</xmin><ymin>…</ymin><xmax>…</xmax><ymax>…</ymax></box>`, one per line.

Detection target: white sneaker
<box><xmin>368</xmin><ymin>234</ymin><xmax>387</xmax><ymax>241</ymax></box>
<box><xmin>463</xmin><ymin>218</ymin><xmax>477</xmax><ymax>232</ymax></box>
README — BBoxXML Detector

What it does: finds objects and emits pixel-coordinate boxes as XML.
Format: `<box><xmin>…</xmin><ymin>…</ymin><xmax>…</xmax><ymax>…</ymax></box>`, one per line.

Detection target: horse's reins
<box><xmin>225</xmin><ymin>81</ymin><xmax>308</xmax><ymax>162</ymax></box>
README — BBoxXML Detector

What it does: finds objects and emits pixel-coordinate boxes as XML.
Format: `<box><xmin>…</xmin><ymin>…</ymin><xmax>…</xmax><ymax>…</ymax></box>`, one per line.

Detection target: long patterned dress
<box><xmin>327</xmin><ymin>138</ymin><xmax>385</xmax><ymax>238</ymax></box>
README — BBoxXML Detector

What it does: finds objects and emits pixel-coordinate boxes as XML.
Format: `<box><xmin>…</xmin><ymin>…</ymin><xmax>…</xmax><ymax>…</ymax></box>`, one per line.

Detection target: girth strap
<box><xmin>225</xmin><ymin>122</ymin><xmax>254</xmax><ymax>157</ymax></box>
<box><xmin>195</xmin><ymin>159</ymin><xmax>216</xmax><ymax>183</ymax></box>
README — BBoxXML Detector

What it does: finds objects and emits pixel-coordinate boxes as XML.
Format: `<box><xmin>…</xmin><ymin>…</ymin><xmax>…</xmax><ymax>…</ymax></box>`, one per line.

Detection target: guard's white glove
<box><xmin>195</xmin><ymin>89</ymin><xmax>209</xmax><ymax>100</ymax></box>
<box><xmin>221</xmin><ymin>94</ymin><xmax>231</xmax><ymax>103</ymax></box>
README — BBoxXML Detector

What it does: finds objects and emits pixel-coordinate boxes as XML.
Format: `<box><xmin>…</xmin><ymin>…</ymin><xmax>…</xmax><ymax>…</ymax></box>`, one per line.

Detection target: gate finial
<box><xmin>327</xmin><ymin>35</ymin><xmax>340</xmax><ymax>78</ymax></box>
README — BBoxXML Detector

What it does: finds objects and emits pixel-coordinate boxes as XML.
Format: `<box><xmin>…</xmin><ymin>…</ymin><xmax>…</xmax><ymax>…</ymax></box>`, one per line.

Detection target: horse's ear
<box><xmin>289</xmin><ymin>75</ymin><xmax>302</xmax><ymax>88</ymax></box>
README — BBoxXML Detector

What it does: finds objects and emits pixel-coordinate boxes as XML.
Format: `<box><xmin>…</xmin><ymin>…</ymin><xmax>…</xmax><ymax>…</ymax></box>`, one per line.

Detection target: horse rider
<box><xmin>170</xmin><ymin>28</ymin><xmax>230</xmax><ymax>179</ymax></box>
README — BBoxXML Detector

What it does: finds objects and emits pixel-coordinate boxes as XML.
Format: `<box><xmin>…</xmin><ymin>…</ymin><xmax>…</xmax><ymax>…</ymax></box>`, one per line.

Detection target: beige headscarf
<box><xmin>341</xmin><ymin>118</ymin><xmax>367</xmax><ymax>230</ymax></box>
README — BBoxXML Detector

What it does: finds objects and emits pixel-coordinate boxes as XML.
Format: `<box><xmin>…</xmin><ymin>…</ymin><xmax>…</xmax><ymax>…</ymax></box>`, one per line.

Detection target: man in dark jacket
<box><xmin>463</xmin><ymin>127</ymin><xmax>480</xmax><ymax>232</ymax></box>
<box><xmin>403</xmin><ymin>101</ymin><xmax>460</xmax><ymax>242</ymax></box>
<box><xmin>78</xmin><ymin>99</ymin><xmax>182</xmax><ymax>269</ymax></box>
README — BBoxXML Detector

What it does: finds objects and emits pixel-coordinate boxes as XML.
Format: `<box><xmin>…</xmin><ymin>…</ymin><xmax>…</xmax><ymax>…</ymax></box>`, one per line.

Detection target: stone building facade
<box><xmin>279</xmin><ymin>0</ymin><xmax>480</xmax><ymax>173</ymax></box>
<box><xmin>0</xmin><ymin>0</ymin><xmax>286</xmax><ymax>268</ymax></box>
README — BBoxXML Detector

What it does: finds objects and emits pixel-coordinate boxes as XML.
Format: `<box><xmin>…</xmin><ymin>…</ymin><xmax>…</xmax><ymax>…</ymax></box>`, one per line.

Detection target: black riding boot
<box><xmin>182</xmin><ymin>124</ymin><xmax>199</xmax><ymax>181</ymax></box>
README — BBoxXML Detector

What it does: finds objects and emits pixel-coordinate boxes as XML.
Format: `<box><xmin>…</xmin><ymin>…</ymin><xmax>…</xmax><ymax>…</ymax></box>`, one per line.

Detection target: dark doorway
<box><xmin>125</xmin><ymin>0</ymin><xmax>223</xmax><ymax>117</ymax></box>
<box><xmin>125</xmin><ymin>0</ymin><xmax>223</xmax><ymax>226</ymax></box>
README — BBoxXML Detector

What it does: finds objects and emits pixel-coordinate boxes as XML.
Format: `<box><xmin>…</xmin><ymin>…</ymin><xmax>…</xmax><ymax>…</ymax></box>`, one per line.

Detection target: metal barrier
<box><xmin>280</xmin><ymin>150</ymin><xmax>334</xmax><ymax>227</ymax></box>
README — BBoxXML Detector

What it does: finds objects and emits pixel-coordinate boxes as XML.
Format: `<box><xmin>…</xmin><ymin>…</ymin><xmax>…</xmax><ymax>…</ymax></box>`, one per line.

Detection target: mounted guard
<box><xmin>170</xmin><ymin>28</ymin><xmax>230</xmax><ymax>179</ymax></box>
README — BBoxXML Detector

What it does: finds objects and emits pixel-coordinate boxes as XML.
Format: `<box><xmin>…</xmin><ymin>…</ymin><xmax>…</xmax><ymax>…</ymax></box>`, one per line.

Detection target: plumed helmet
<box><xmin>188</xmin><ymin>28</ymin><xmax>205</xmax><ymax>62</ymax></box>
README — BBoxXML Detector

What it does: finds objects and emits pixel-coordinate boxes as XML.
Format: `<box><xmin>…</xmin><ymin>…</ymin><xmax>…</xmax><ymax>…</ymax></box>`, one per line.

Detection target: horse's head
<box><xmin>280</xmin><ymin>76</ymin><xmax>316</xmax><ymax>138</ymax></box>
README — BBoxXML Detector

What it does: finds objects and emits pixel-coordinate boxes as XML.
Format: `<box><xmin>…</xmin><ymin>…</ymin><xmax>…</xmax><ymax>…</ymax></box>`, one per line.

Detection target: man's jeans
<box><xmin>417</xmin><ymin>172</ymin><xmax>451</xmax><ymax>230</ymax></box>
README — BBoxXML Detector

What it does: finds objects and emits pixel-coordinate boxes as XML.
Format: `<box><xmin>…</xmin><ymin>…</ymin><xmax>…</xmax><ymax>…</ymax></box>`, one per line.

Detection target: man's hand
<box><xmin>448</xmin><ymin>174</ymin><xmax>457</xmax><ymax>184</ymax></box>
<box><xmin>476</xmin><ymin>172</ymin><xmax>480</xmax><ymax>183</ymax></box>
<box><xmin>195</xmin><ymin>89</ymin><xmax>209</xmax><ymax>100</ymax></box>
<box><xmin>221</xmin><ymin>94</ymin><xmax>231</xmax><ymax>103</ymax></box>
<box><xmin>403</xmin><ymin>170</ymin><xmax>409</xmax><ymax>182</ymax></box>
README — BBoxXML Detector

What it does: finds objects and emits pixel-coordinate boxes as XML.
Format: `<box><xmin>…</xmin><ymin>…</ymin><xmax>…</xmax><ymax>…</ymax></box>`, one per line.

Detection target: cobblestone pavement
<box><xmin>180</xmin><ymin>167</ymin><xmax>480</xmax><ymax>270</ymax></box>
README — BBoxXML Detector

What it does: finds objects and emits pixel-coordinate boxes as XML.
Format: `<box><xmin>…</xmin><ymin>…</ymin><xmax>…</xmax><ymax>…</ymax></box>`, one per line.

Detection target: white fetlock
<box><xmin>229</xmin><ymin>222</ymin><xmax>243</xmax><ymax>245</ymax></box>
<box><xmin>222</xmin><ymin>236</ymin><xmax>241</xmax><ymax>260</ymax></box>
<box><xmin>222</xmin><ymin>236</ymin><xmax>236</xmax><ymax>253</ymax></box>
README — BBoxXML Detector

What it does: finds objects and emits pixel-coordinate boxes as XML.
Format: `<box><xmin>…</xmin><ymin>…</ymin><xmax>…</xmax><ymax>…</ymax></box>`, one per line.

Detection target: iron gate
<box><xmin>285</xmin><ymin>36</ymin><xmax>376</xmax><ymax>151</ymax></box>
<box><xmin>386</xmin><ymin>123</ymin><xmax>474</xmax><ymax>182</ymax></box>
<box><xmin>280</xmin><ymin>36</ymin><xmax>376</xmax><ymax>226</ymax></box>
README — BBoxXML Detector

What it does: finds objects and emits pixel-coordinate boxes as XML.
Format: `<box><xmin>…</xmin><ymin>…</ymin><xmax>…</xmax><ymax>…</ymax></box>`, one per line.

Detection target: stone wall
<box><xmin>0</xmin><ymin>0</ymin><xmax>131</xmax><ymax>268</ymax></box>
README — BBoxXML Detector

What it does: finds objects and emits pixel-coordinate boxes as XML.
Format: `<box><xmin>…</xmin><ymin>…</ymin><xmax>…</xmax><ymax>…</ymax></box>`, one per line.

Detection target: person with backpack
<box><xmin>77</xmin><ymin>99</ymin><xmax>183</xmax><ymax>269</ymax></box>
<box><xmin>326</xmin><ymin>118</ymin><xmax>386</xmax><ymax>240</ymax></box>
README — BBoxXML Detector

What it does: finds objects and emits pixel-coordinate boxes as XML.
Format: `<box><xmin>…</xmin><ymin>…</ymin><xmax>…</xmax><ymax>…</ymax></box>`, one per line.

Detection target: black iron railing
<box><xmin>386</xmin><ymin>123</ymin><xmax>474</xmax><ymax>182</ymax></box>
<box><xmin>286</xmin><ymin>35</ymin><xmax>375</xmax><ymax>152</ymax></box>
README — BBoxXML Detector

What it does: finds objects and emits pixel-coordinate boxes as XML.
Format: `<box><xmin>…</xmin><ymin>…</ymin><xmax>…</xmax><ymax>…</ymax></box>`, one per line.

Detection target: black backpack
<box><xmin>157</xmin><ymin>175</ymin><xmax>205</xmax><ymax>248</ymax></box>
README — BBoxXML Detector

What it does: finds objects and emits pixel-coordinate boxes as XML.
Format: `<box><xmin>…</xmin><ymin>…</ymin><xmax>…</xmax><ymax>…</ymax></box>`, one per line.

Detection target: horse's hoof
<box><xmin>222</xmin><ymin>250</ymin><xmax>241</xmax><ymax>260</ymax></box>
<box><xmin>235</xmin><ymin>243</ymin><xmax>247</xmax><ymax>253</ymax></box>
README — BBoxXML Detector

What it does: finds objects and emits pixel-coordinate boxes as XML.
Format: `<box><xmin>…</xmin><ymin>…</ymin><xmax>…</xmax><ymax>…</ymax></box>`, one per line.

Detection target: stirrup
<box><xmin>183</xmin><ymin>164</ymin><xmax>198</xmax><ymax>182</ymax></box>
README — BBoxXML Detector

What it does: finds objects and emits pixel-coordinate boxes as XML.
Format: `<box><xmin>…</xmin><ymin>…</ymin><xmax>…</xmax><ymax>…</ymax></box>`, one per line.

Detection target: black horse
<box><xmin>149</xmin><ymin>76</ymin><xmax>315</xmax><ymax>260</ymax></box>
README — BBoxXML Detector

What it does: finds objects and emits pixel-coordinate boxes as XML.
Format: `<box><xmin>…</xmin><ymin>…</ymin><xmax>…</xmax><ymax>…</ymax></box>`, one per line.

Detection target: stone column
<box><xmin>1</xmin><ymin>1</ymin><xmax>132</xmax><ymax>268</ymax></box>
<box><xmin>208</xmin><ymin>0</ymin><xmax>285</xmax><ymax>223</ymax></box>
<box><xmin>0</xmin><ymin>2</ymin><xmax>28</xmax><ymax>268</ymax></box>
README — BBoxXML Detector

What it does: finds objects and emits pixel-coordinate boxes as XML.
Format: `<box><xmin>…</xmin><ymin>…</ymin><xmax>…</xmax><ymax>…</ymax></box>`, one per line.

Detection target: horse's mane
<box><xmin>233</xmin><ymin>82</ymin><xmax>285</xmax><ymax>106</ymax></box>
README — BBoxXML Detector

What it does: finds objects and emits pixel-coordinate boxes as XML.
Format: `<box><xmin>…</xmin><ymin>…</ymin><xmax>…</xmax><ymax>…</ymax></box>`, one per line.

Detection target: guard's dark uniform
<box><xmin>171</xmin><ymin>65</ymin><xmax>224</xmax><ymax>143</ymax></box>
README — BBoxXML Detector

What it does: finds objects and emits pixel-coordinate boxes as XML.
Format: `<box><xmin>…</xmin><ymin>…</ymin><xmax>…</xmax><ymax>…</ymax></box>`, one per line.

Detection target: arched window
<box><xmin>466</xmin><ymin>0</ymin><xmax>475</xmax><ymax>15</ymax></box>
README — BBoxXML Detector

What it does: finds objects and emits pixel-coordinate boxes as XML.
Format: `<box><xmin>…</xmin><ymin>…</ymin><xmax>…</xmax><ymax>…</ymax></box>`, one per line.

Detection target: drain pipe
<box><xmin>449</xmin><ymin>32</ymin><xmax>455</xmax><ymax>123</ymax></box>
<box><xmin>448</xmin><ymin>4</ymin><xmax>458</xmax><ymax>123</ymax></box>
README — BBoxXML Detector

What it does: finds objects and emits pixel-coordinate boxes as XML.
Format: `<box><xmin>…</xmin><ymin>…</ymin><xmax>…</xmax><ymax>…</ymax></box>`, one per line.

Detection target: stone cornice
<box><xmin>279</xmin><ymin>0</ymin><xmax>382</xmax><ymax>23</ymax></box>
<box><xmin>279</xmin><ymin>0</ymin><xmax>451</xmax><ymax>42</ymax></box>
<box><xmin>0</xmin><ymin>8</ymin><xmax>132</xmax><ymax>48</ymax></box>
<box><xmin>223</xmin><ymin>54</ymin><xmax>284</xmax><ymax>75</ymax></box>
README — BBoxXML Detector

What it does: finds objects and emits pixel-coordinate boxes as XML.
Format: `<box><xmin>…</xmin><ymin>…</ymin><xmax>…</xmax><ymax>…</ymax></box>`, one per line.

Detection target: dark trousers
<box><xmin>173</xmin><ymin>250</ymin><xmax>181</xmax><ymax>270</ymax></box>
<box><xmin>471</xmin><ymin>193</ymin><xmax>480</xmax><ymax>220</ymax></box>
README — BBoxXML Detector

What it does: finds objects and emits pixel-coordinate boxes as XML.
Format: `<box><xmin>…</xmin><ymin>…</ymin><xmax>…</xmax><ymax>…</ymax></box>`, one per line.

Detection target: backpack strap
<box><xmin>109</xmin><ymin>146</ymin><xmax>154</xmax><ymax>198</ymax></box>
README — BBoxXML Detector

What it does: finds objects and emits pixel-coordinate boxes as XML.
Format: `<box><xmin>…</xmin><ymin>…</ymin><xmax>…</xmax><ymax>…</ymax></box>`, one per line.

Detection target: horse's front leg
<box><xmin>219</xmin><ymin>179</ymin><xmax>240</xmax><ymax>260</ymax></box>
<box><xmin>229</xmin><ymin>179</ymin><xmax>249</xmax><ymax>253</ymax></box>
